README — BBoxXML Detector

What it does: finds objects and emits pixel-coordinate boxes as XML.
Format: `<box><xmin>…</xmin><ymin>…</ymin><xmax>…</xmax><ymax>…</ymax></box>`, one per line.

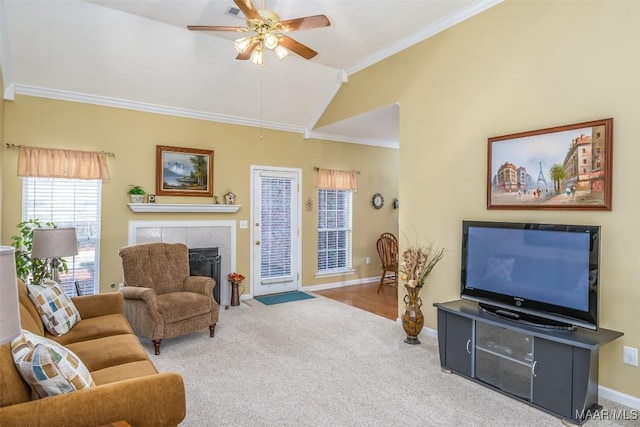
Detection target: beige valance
<box><xmin>17</xmin><ymin>146</ymin><xmax>111</xmax><ymax>182</ymax></box>
<box><xmin>315</xmin><ymin>168</ymin><xmax>357</xmax><ymax>191</ymax></box>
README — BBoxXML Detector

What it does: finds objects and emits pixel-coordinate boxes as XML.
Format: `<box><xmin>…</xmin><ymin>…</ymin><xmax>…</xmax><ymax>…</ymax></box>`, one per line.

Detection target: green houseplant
<box><xmin>10</xmin><ymin>219</ymin><xmax>68</xmax><ymax>284</ymax></box>
<box><xmin>128</xmin><ymin>185</ymin><xmax>146</xmax><ymax>203</ymax></box>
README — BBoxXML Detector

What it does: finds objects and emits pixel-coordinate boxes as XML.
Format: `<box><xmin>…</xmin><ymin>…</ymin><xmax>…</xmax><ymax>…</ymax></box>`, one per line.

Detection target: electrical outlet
<box><xmin>365</xmin><ymin>256</ymin><xmax>371</xmax><ymax>265</ymax></box>
<box><xmin>623</xmin><ymin>346</ymin><xmax>638</xmax><ymax>367</ymax></box>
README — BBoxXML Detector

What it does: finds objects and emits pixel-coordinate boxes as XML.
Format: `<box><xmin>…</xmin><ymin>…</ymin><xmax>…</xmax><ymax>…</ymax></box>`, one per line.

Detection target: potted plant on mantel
<box><xmin>128</xmin><ymin>185</ymin><xmax>146</xmax><ymax>203</ymax></box>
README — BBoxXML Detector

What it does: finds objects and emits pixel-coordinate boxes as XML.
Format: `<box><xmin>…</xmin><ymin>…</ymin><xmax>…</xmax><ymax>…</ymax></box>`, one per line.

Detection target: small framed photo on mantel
<box><xmin>156</xmin><ymin>145</ymin><xmax>214</xmax><ymax>197</ymax></box>
<box><xmin>487</xmin><ymin>118</ymin><xmax>613</xmax><ymax>211</ymax></box>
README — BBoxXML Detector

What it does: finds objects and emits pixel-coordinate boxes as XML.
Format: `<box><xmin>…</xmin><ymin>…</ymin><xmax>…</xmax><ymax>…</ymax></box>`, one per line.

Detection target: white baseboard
<box><xmin>599</xmin><ymin>385</ymin><xmax>640</xmax><ymax>410</ymax></box>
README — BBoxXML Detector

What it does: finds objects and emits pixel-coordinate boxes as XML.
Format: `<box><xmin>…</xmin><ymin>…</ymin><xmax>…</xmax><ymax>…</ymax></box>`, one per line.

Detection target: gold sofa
<box><xmin>0</xmin><ymin>279</ymin><xmax>186</xmax><ymax>426</ymax></box>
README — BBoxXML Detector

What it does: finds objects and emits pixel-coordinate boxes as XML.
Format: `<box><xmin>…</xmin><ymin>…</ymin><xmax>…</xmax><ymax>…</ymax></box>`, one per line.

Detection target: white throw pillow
<box><xmin>10</xmin><ymin>330</ymin><xmax>95</xmax><ymax>398</ymax></box>
<box><xmin>27</xmin><ymin>279</ymin><xmax>81</xmax><ymax>336</ymax></box>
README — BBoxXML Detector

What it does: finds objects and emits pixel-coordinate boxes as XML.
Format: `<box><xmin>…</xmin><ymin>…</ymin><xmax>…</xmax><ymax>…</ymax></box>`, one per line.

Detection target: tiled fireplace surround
<box><xmin>128</xmin><ymin>220</ymin><xmax>237</xmax><ymax>306</ymax></box>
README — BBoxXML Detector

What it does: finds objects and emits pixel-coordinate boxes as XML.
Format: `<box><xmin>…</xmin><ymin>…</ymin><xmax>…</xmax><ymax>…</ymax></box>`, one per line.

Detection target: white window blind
<box><xmin>22</xmin><ymin>178</ymin><xmax>102</xmax><ymax>296</ymax></box>
<box><xmin>317</xmin><ymin>189</ymin><xmax>352</xmax><ymax>273</ymax></box>
<box><xmin>261</xmin><ymin>177</ymin><xmax>292</xmax><ymax>279</ymax></box>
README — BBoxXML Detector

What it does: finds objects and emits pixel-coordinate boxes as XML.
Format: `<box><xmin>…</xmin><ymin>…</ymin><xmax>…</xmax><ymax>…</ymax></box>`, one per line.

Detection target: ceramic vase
<box><xmin>402</xmin><ymin>284</ymin><xmax>424</xmax><ymax>344</ymax></box>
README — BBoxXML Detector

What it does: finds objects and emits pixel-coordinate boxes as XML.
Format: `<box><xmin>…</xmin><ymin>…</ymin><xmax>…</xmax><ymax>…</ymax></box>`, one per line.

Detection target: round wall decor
<box><xmin>372</xmin><ymin>193</ymin><xmax>384</xmax><ymax>209</ymax></box>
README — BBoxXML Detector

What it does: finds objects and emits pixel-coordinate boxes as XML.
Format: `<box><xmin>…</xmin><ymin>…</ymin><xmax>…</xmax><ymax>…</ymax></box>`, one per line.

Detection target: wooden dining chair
<box><xmin>376</xmin><ymin>232</ymin><xmax>398</xmax><ymax>294</ymax></box>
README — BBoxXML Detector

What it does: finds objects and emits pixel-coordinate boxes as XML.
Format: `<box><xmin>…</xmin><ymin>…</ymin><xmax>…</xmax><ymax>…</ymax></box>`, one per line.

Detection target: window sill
<box><xmin>315</xmin><ymin>269</ymin><xmax>356</xmax><ymax>279</ymax></box>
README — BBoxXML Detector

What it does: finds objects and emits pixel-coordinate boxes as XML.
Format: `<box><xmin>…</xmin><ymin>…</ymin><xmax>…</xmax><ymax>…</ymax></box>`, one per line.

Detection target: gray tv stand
<box><xmin>434</xmin><ymin>300</ymin><xmax>623</xmax><ymax>425</ymax></box>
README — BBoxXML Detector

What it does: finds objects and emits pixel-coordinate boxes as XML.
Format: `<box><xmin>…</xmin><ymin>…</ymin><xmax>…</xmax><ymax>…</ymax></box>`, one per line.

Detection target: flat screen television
<box><xmin>461</xmin><ymin>220</ymin><xmax>600</xmax><ymax>330</ymax></box>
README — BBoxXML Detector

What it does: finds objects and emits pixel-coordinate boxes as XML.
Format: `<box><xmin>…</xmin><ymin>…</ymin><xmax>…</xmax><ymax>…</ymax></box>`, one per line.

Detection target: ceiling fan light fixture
<box><xmin>234</xmin><ymin>36</ymin><xmax>252</xmax><ymax>54</ymax></box>
<box><xmin>263</xmin><ymin>33</ymin><xmax>278</xmax><ymax>50</ymax></box>
<box><xmin>275</xmin><ymin>45</ymin><xmax>289</xmax><ymax>60</ymax></box>
<box><xmin>250</xmin><ymin>44</ymin><xmax>264</xmax><ymax>65</ymax></box>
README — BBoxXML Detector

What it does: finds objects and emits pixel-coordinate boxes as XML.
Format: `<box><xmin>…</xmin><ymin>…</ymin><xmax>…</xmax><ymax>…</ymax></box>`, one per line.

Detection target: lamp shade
<box><xmin>31</xmin><ymin>228</ymin><xmax>78</xmax><ymax>259</ymax></box>
<box><xmin>0</xmin><ymin>246</ymin><xmax>21</xmax><ymax>344</ymax></box>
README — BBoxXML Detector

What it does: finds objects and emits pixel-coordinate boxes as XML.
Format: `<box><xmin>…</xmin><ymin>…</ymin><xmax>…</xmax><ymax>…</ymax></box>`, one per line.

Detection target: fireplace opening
<box><xmin>188</xmin><ymin>247</ymin><xmax>221</xmax><ymax>304</ymax></box>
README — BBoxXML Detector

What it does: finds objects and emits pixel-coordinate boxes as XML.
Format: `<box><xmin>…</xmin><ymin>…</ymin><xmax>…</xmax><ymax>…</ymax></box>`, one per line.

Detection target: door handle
<box><xmin>255</xmin><ymin>240</ymin><xmax>261</xmax><ymax>245</ymax></box>
<box><xmin>532</xmin><ymin>360</ymin><xmax>538</xmax><ymax>377</ymax></box>
<box><xmin>466</xmin><ymin>339</ymin><xmax>471</xmax><ymax>354</ymax></box>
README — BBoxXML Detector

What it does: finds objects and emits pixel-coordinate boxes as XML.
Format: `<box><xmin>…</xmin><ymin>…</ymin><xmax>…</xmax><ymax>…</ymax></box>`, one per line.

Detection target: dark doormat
<box><xmin>255</xmin><ymin>292</ymin><xmax>316</xmax><ymax>305</ymax></box>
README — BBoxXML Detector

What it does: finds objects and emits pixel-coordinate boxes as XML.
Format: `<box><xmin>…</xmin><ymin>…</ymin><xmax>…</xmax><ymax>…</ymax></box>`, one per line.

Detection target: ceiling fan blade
<box><xmin>233</xmin><ymin>0</ymin><xmax>262</xmax><ymax>21</ymax></box>
<box><xmin>277</xmin><ymin>35</ymin><xmax>317</xmax><ymax>59</ymax></box>
<box><xmin>279</xmin><ymin>15</ymin><xmax>331</xmax><ymax>32</ymax></box>
<box><xmin>187</xmin><ymin>25</ymin><xmax>246</xmax><ymax>32</ymax></box>
<box><xmin>236</xmin><ymin>40</ymin><xmax>260</xmax><ymax>60</ymax></box>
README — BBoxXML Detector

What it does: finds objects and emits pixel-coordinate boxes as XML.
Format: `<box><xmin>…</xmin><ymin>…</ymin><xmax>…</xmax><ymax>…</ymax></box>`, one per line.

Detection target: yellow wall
<box><xmin>320</xmin><ymin>0</ymin><xmax>639</xmax><ymax>398</ymax></box>
<box><xmin>1</xmin><ymin>95</ymin><xmax>399</xmax><ymax>298</ymax></box>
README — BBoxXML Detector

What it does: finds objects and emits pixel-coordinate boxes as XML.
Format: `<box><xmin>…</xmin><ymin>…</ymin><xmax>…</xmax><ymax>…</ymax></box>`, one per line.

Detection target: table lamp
<box><xmin>31</xmin><ymin>227</ymin><xmax>78</xmax><ymax>283</ymax></box>
<box><xmin>0</xmin><ymin>246</ymin><xmax>21</xmax><ymax>344</ymax></box>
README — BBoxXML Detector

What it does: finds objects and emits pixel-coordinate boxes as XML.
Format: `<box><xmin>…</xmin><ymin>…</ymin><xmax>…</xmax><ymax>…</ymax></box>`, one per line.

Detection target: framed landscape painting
<box><xmin>487</xmin><ymin>118</ymin><xmax>613</xmax><ymax>210</ymax></box>
<box><xmin>156</xmin><ymin>145</ymin><xmax>213</xmax><ymax>197</ymax></box>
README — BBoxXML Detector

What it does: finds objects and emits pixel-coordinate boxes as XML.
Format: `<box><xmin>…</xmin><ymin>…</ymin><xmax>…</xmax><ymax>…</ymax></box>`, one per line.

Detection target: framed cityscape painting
<box><xmin>156</xmin><ymin>145</ymin><xmax>213</xmax><ymax>197</ymax></box>
<box><xmin>487</xmin><ymin>118</ymin><xmax>613</xmax><ymax>210</ymax></box>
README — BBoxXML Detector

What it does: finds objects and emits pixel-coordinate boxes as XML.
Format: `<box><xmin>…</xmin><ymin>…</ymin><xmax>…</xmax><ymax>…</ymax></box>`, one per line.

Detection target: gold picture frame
<box><xmin>156</xmin><ymin>145</ymin><xmax>213</xmax><ymax>197</ymax></box>
<box><xmin>487</xmin><ymin>118</ymin><xmax>613</xmax><ymax>210</ymax></box>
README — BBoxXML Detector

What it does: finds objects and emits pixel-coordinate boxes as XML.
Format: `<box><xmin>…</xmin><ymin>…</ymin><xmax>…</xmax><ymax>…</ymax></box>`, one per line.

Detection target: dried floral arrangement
<box><xmin>399</xmin><ymin>238</ymin><xmax>445</xmax><ymax>289</ymax></box>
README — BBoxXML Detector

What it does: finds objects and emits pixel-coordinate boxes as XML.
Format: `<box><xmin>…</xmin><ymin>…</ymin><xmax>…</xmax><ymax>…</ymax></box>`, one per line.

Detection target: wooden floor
<box><xmin>312</xmin><ymin>281</ymin><xmax>398</xmax><ymax>321</ymax></box>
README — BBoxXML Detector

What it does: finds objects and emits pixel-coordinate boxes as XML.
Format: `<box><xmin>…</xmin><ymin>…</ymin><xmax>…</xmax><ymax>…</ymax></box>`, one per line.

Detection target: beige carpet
<box><xmin>141</xmin><ymin>296</ymin><xmax>635</xmax><ymax>426</ymax></box>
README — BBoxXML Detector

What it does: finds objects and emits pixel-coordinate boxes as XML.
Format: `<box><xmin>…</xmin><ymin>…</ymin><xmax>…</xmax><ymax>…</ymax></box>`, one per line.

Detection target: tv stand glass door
<box><xmin>475</xmin><ymin>322</ymin><xmax>533</xmax><ymax>401</ymax></box>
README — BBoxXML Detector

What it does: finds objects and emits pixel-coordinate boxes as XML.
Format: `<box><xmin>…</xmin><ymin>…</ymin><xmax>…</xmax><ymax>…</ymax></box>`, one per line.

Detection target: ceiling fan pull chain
<box><xmin>259</xmin><ymin>66</ymin><xmax>264</xmax><ymax>139</ymax></box>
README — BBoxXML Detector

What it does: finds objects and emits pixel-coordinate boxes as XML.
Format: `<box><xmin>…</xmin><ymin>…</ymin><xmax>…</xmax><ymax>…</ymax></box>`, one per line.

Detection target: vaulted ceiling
<box><xmin>0</xmin><ymin>0</ymin><xmax>501</xmax><ymax>147</ymax></box>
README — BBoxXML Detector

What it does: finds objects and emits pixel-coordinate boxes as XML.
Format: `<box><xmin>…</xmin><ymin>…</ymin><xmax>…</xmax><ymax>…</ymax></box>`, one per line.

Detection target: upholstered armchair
<box><xmin>118</xmin><ymin>242</ymin><xmax>219</xmax><ymax>355</ymax></box>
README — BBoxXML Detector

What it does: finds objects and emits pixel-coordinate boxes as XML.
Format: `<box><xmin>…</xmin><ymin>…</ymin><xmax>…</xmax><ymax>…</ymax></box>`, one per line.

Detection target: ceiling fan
<box><xmin>187</xmin><ymin>0</ymin><xmax>330</xmax><ymax>65</ymax></box>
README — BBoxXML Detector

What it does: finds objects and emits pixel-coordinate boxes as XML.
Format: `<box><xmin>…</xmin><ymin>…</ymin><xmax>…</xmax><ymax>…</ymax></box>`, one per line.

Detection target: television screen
<box><xmin>461</xmin><ymin>221</ymin><xmax>600</xmax><ymax>330</ymax></box>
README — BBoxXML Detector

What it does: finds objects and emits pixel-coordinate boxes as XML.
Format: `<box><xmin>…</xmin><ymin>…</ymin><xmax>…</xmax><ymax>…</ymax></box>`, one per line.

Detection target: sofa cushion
<box><xmin>65</xmin><ymin>334</ymin><xmax>150</xmax><ymax>372</ymax></box>
<box><xmin>47</xmin><ymin>314</ymin><xmax>134</xmax><ymax>346</ymax></box>
<box><xmin>90</xmin><ymin>360</ymin><xmax>158</xmax><ymax>386</ymax></box>
<box><xmin>11</xmin><ymin>330</ymin><xmax>95</xmax><ymax>398</ymax></box>
<box><xmin>27</xmin><ymin>280</ymin><xmax>80</xmax><ymax>336</ymax></box>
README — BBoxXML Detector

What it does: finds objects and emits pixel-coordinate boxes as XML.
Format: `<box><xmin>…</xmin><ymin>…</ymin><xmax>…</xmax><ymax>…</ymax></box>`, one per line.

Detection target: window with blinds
<box><xmin>22</xmin><ymin>178</ymin><xmax>102</xmax><ymax>296</ymax></box>
<box><xmin>261</xmin><ymin>176</ymin><xmax>292</xmax><ymax>279</ymax></box>
<box><xmin>317</xmin><ymin>189</ymin><xmax>352</xmax><ymax>273</ymax></box>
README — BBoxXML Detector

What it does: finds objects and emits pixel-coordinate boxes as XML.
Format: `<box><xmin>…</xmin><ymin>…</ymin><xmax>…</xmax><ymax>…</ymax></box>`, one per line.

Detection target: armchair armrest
<box><xmin>183</xmin><ymin>276</ymin><xmax>215</xmax><ymax>298</ymax></box>
<box><xmin>119</xmin><ymin>286</ymin><xmax>159</xmax><ymax>308</ymax></box>
<box><xmin>0</xmin><ymin>372</ymin><xmax>186</xmax><ymax>427</ymax></box>
<box><xmin>71</xmin><ymin>292</ymin><xmax>124</xmax><ymax>319</ymax></box>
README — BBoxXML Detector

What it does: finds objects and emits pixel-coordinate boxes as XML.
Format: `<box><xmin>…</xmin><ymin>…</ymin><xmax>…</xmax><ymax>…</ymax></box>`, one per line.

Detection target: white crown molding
<box><xmin>347</xmin><ymin>0</ymin><xmax>503</xmax><ymax>75</ymax></box>
<box><xmin>15</xmin><ymin>83</ymin><xmax>394</xmax><ymax>148</ymax></box>
<box><xmin>308</xmin><ymin>130</ymin><xmax>398</xmax><ymax>149</ymax></box>
<box><xmin>127</xmin><ymin>203</ymin><xmax>241</xmax><ymax>213</ymax></box>
<box><xmin>13</xmin><ymin>84</ymin><xmax>305</xmax><ymax>134</ymax></box>
<box><xmin>305</xmin><ymin>69</ymin><xmax>348</xmax><ymax>133</ymax></box>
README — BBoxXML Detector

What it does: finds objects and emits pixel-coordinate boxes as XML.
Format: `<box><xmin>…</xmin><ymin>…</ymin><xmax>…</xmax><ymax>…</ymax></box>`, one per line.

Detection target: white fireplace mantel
<box><xmin>128</xmin><ymin>203</ymin><xmax>241</xmax><ymax>213</ymax></box>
